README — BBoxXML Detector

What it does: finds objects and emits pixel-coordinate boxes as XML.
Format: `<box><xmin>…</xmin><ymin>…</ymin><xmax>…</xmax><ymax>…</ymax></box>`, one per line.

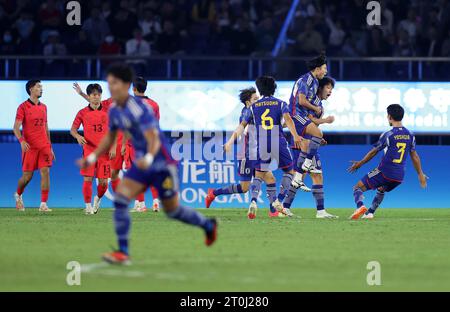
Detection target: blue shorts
<box><xmin>292</xmin><ymin>115</ymin><xmax>312</xmax><ymax>136</ymax></box>
<box><xmin>237</xmin><ymin>158</ymin><xmax>255</xmax><ymax>181</ymax></box>
<box><xmin>361</xmin><ymin>168</ymin><xmax>402</xmax><ymax>192</ymax></box>
<box><xmin>124</xmin><ymin>163</ymin><xmax>179</xmax><ymax>200</ymax></box>
<box><xmin>292</xmin><ymin>148</ymin><xmax>322</xmax><ymax>172</ymax></box>
<box><xmin>255</xmin><ymin>140</ymin><xmax>293</xmax><ymax>172</ymax></box>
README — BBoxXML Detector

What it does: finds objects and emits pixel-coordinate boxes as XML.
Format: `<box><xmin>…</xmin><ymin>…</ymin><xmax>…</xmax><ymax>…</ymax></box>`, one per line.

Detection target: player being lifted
<box><xmin>14</xmin><ymin>80</ymin><xmax>55</xmax><ymax>212</ymax></box>
<box><xmin>282</xmin><ymin>77</ymin><xmax>338</xmax><ymax>219</ymax></box>
<box><xmin>70</xmin><ymin>84</ymin><xmax>110</xmax><ymax>215</ymax></box>
<box><xmin>289</xmin><ymin>53</ymin><xmax>328</xmax><ymax>190</ymax></box>
<box><xmin>249</xmin><ymin>76</ymin><xmax>302</xmax><ymax>218</ymax></box>
<box><xmin>205</xmin><ymin>87</ymin><xmax>282</xmax><ymax>218</ymax></box>
<box><xmin>348</xmin><ymin>104</ymin><xmax>427</xmax><ymax>220</ymax></box>
<box><xmin>78</xmin><ymin>64</ymin><xmax>217</xmax><ymax>264</ymax></box>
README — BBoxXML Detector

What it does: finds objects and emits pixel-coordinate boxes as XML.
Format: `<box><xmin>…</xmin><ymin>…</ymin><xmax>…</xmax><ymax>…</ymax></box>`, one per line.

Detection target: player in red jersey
<box><xmin>73</xmin><ymin>83</ymin><xmax>126</xmax><ymax>197</ymax></box>
<box><xmin>129</xmin><ymin>76</ymin><xmax>161</xmax><ymax>213</ymax></box>
<box><xmin>13</xmin><ymin>80</ymin><xmax>55</xmax><ymax>212</ymax></box>
<box><xmin>71</xmin><ymin>84</ymin><xmax>111</xmax><ymax>214</ymax></box>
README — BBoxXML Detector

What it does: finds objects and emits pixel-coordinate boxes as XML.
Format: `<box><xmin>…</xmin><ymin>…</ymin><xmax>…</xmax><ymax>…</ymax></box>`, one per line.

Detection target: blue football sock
<box><xmin>296</xmin><ymin>151</ymin><xmax>307</xmax><ymax>173</ymax></box>
<box><xmin>306</xmin><ymin>136</ymin><xmax>322</xmax><ymax>160</ymax></box>
<box><xmin>113</xmin><ymin>193</ymin><xmax>131</xmax><ymax>255</ymax></box>
<box><xmin>278</xmin><ymin>173</ymin><xmax>293</xmax><ymax>202</ymax></box>
<box><xmin>283</xmin><ymin>185</ymin><xmax>298</xmax><ymax>209</ymax></box>
<box><xmin>353</xmin><ymin>187</ymin><xmax>365</xmax><ymax>208</ymax></box>
<box><xmin>312</xmin><ymin>184</ymin><xmax>324</xmax><ymax>211</ymax></box>
<box><xmin>369</xmin><ymin>191</ymin><xmax>385</xmax><ymax>214</ymax></box>
<box><xmin>266</xmin><ymin>183</ymin><xmax>277</xmax><ymax>213</ymax></box>
<box><xmin>213</xmin><ymin>184</ymin><xmax>244</xmax><ymax>196</ymax></box>
<box><xmin>250</xmin><ymin>177</ymin><xmax>263</xmax><ymax>202</ymax></box>
<box><xmin>167</xmin><ymin>205</ymin><xmax>211</xmax><ymax>232</ymax></box>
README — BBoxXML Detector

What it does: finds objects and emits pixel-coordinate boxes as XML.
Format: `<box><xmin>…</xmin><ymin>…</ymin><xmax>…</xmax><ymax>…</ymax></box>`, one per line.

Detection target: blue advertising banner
<box><xmin>1</xmin><ymin>143</ymin><xmax>448</xmax><ymax>209</ymax></box>
<box><xmin>1</xmin><ymin>80</ymin><xmax>450</xmax><ymax>133</ymax></box>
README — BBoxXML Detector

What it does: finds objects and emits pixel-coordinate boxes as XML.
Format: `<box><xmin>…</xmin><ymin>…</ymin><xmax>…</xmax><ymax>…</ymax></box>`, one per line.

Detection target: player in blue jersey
<box><xmin>206</xmin><ymin>87</ymin><xmax>283</xmax><ymax>219</ymax></box>
<box><xmin>348</xmin><ymin>104</ymin><xmax>428</xmax><ymax>220</ymax></box>
<box><xmin>283</xmin><ymin>77</ymin><xmax>338</xmax><ymax>219</ymax></box>
<box><xmin>289</xmin><ymin>53</ymin><xmax>328</xmax><ymax>190</ymax></box>
<box><xmin>78</xmin><ymin>64</ymin><xmax>218</xmax><ymax>264</ymax></box>
<box><xmin>248</xmin><ymin>76</ymin><xmax>303</xmax><ymax>217</ymax></box>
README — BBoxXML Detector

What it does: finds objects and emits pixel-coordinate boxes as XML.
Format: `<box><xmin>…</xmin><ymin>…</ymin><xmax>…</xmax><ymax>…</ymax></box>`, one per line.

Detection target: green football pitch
<box><xmin>1</xmin><ymin>208</ymin><xmax>449</xmax><ymax>291</ymax></box>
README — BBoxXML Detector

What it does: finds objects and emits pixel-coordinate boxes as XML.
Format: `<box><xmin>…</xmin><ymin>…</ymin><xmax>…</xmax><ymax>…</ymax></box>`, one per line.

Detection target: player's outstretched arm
<box><xmin>135</xmin><ymin>129</ymin><xmax>161</xmax><ymax>170</ymax></box>
<box><xmin>224</xmin><ymin>121</ymin><xmax>247</xmax><ymax>153</ymax></box>
<box><xmin>78</xmin><ymin>130</ymin><xmax>117</xmax><ymax>168</ymax></box>
<box><xmin>13</xmin><ymin>119</ymin><xmax>30</xmax><ymax>152</ymax></box>
<box><xmin>348</xmin><ymin>147</ymin><xmax>379</xmax><ymax>173</ymax></box>
<box><xmin>283</xmin><ymin>113</ymin><xmax>302</xmax><ymax>149</ymax></box>
<box><xmin>308</xmin><ymin>114</ymin><xmax>335</xmax><ymax>126</ymax></box>
<box><xmin>410</xmin><ymin>150</ymin><xmax>427</xmax><ymax>188</ymax></box>
<box><xmin>299</xmin><ymin>94</ymin><xmax>322</xmax><ymax>116</ymax></box>
<box><xmin>73</xmin><ymin>82</ymin><xmax>89</xmax><ymax>102</ymax></box>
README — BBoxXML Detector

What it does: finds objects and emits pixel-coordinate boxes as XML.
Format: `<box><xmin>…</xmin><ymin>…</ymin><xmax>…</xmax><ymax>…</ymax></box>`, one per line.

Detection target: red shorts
<box><xmin>22</xmin><ymin>146</ymin><xmax>53</xmax><ymax>172</ymax></box>
<box><xmin>80</xmin><ymin>154</ymin><xmax>111</xmax><ymax>179</ymax></box>
<box><xmin>111</xmin><ymin>144</ymin><xmax>132</xmax><ymax>171</ymax></box>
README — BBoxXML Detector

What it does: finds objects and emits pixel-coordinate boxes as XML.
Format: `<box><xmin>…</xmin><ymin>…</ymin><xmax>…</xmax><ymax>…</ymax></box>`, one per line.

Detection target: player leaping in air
<box><xmin>14</xmin><ymin>80</ymin><xmax>55</xmax><ymax>212</ymax></box>
<box><xmin>71</xmin><ymin>84</ymin><xmax>110</xmax><ymax>215</ymax></box>
<box><xmin>205</xmin><ymin>87</ymin><xmax>282</xmax><ymax>219</ymax></box>
<box><xmin>248</xmin><ymin>76</ymin><xmax>303</xmax><ymax>218</ymax></box>
<box><xmin>289</xmin><ymin>53</ymin><xmax>328</xmax><ymax>191</ymax></box>
<box><xmin>77</xmin><ymin>64</ymin><xmax>217</xmax><ymax>264</ymax></box>
<box><xmin>348</xmin><ymin>104</ymin><xmax>428</xmax><ymax>220</ymax></box>
<box><xmin>283</xmin><ymin>77</ymin><xmax>338</xmax><ymax>219</ymax></box>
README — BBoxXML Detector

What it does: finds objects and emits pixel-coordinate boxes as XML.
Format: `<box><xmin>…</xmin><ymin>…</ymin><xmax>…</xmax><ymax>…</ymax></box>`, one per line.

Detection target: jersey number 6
<box><xmin>261</xmin><ymin>109</ymin><xmax>274</xmax><ymax>130</ymax></box>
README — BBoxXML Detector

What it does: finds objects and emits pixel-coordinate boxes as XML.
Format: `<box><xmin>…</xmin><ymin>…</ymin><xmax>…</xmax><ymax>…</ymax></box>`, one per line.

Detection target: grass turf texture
<box><xmin>1</xmin><ymin>208</ymin><xmax>449</xmax><ymax>291</ymax></box>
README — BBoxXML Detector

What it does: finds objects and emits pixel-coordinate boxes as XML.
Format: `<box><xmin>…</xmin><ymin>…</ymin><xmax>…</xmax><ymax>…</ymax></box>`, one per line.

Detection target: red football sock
<box><xmin>111</xmin><ymin>179</ymin><xmax>120</xmax><ymax>192</ymax></box>
<box><xmin>41</xmin><ymin>189</ymin><xmax>49</xmax><ymax>203</ymax></box>
<box><xmin>97</xmin><ymin>183</ymin><xmax>108</xmax><ymax>198</ymax></box>
<box><xmin>16</xmin><ymin>186</ymin><xmax>24</xmax><ymax>196</ymax></box>
<box><xmin>136</xmin><ymin>193</ymin><xmax>145</xmax><ymax>202</ymax></box>
<box><xmin>82</xmin><ymin>181</ymin><xmax>93</xmax><ymax>203</ymax></box>
<box><xmin>150</xmin><ymin>186</ymin><xmax>159</xmax><ymax>199</ymax></box>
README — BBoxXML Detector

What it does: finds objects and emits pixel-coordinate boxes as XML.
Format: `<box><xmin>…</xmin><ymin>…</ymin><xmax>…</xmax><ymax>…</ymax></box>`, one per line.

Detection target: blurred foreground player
<box><xmin>71</xmin><ymin>84</ymin><xmax>110</xmax><ymax>214</ymax></box>
<box><xmin>348</xmin><ymin>104</ymin><xmax>428</xmax><ymax>220</ymax></box>
<box><xmin>13</xmin><ymin>80</ymin><xmax>55</xmax><ymax>212</ymax></box>
<box><xmin>78</xmin><ymin>64</ymin><xmax>218</xmax><ymax>264</ymax></box>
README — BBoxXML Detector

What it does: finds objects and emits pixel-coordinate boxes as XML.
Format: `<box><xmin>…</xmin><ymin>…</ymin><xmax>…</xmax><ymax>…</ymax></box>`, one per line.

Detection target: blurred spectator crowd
<box><xmin>0</xmin><ymin>0</ymin><xmax>449</xmax><ymax>79</ymax></box>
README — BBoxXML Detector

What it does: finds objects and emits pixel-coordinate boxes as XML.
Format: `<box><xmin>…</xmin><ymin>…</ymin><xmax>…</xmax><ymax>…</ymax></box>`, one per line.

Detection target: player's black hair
<box><xmin>86</xmin><ymin>83</ymin><xmax>102</xmax><ymax>95</ymax></box>
<box><xmin>318</xmin><ymin>76</ymin><xmax>335</xmax><ymax>89</ymax></box>
<box><xmin>106</xmin><ymin>63</ymin><xmax>134</xmax><ymax>83</ymax></box>
<box><xmin>133</xmin><ymin>76</ymin><xmax>147</xmax><ymax>93</ymax></box>
<box><xmin>239</xmin><ymin>87</ymin><xmax>256</xmax><ymax>105</ymax></box>
<box><xmin>255</xmin><ymin>76</ymin><xmax>277</xmax><ymax>97</ymax></box>
<box><xmin>25</xmin><ymin>79</ymin><xmax>41</xmax><ymax>95</ymax></box>
<box><xmin>387</xmin><ymin>104</ymin><xmax>405</xmax><ymax>121</ymax></box>
<box><xmin>306</xmin><ymin>52</ymin><xmax>327</xmax><ymax>71</ymax></box>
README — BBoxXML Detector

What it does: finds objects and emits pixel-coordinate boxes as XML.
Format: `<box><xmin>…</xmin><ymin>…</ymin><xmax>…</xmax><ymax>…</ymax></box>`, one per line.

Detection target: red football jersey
<box><xmin>141</xmin><ymin>96</ymin><xmax>160</xmax><ymax>120</ymax></box>
<box><xmin>101</xmin><ymin>97</ymin><xmax>125</xmax><ymax>147</ymax></box>
<box><xmin>72</xmin><ymin>104</ymin><xmax>109</xmax><ymax>150</ymax></box>
<box><xmin>15</xmin><ymin>99</ymin><xmax>50</xmax><ymax>149</ymax></box>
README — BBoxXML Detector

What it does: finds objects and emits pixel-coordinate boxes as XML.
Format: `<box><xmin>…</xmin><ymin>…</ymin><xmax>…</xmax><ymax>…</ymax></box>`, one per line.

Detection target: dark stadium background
<box><xmin>1</xmin><ymin>0</ymin><xmax>449</xmax><ymax>148</ymax></box>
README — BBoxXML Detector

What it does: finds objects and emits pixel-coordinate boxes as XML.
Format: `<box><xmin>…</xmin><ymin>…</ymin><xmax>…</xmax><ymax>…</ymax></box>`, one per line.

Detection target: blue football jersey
<box><xmin>374</xmin><ymin>127</ymin><xmax>416</xmax><ymax>181</ymax></box>
<box><xmin>108</xmin><ymin>96</ymin><xmax>174</xmax><ymax>165</ymax></box>
<box><xmin>250</xmin><ymin>96</ymin><xmax>290</xmax><ymax>149</ymax></box>
<box><xmin>239</xmin><ymin>106</ymin><xmax>257</xmax><ymax>160</ymax></box>
<box><xmin>289</xmin><ymin>72</ymin><xmax>321</xmax><ymax>118</ymax></box>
